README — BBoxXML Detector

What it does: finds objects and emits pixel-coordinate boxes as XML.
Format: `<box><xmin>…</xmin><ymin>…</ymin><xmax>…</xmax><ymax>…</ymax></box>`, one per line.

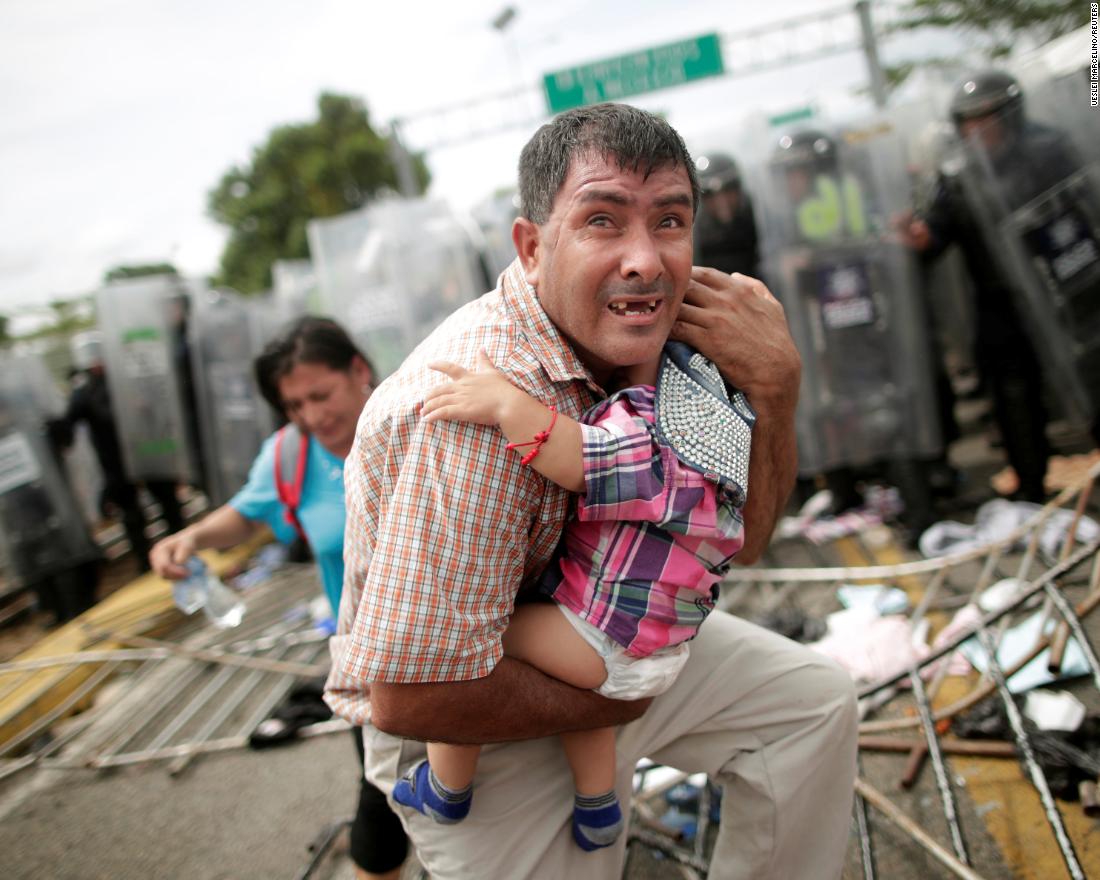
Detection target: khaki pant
<box><xmin>364</xmin><ymin>610</ymin><xmax>858</xmax><ymax>879</ymax></box>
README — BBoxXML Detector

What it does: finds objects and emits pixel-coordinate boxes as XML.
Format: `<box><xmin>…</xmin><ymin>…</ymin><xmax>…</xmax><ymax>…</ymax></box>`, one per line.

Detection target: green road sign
<box><xmin>543</xmin><ymin>33</ymin><xmax>725</xmax><ymax>114</ymax></box>
<box><xmin>768</xmin><ymin>105</ymin><xmax>816</xmax><ymax>128</ymax></box>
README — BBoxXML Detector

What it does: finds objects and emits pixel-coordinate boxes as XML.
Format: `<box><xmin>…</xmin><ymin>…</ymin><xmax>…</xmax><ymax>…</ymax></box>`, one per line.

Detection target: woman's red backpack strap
<box><xmin>273</xmin><ymin>423</ymin><xmax>310</xmax><ymax>544</ymax></box>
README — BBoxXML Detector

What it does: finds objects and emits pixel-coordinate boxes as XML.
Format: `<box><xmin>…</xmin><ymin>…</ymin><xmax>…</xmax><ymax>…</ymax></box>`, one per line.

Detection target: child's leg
<box><xmin>560</xmin><ymin>726</ymin><xmax>616</xmax><ymax>795</ymax></box>
<box><xmin>562</xmin><ymin>725</ymin><xmax>624</xmax><ymax>851</ymax></box>
<box><xmin>503</xmin><ymin>603</ymin><xmax>607</xmax><ymax>690</ymax></box>
<box><xmin>504</xmin><ymin>604</ymin><xmax>624</xmax><ymax>851</ymax></box>
<box><xmin>392</xmin><ymin>743</ymin><xmax>479</xmax><ymax>825</ymax></box>
<box><xmin>427</xmin><ymin>742</ymin><xmax>480</xmax><ymax>791</ymax></box>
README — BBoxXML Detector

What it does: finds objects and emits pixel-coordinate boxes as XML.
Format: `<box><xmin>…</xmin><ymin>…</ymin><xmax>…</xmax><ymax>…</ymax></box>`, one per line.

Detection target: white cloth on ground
<box><xmin>918</xmin><ymin>498</ymin><xmax>1099</xmax><ymax>560</ymax></box>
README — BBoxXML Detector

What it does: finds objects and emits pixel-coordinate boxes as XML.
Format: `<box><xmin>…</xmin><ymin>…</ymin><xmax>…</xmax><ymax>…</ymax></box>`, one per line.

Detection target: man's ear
<box><xmin>512</xmin><ymin>217</ymin><xmax>541</xmax><ymax>287</ymax></box>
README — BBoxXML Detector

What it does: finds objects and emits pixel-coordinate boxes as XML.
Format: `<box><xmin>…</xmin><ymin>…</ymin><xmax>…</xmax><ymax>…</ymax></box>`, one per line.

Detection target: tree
<box><xmin>892</xmin><ymin>0</ymin><xmax>1080</xmax><ymax>59</ymax></box>
<box><xmin>208</xmin><ymin>93</ymin><xmax>430</xmax><ymax>294</ymax></box>
<box><xmin>46</xmin><ymin>297</ymin><xmax>95</xmax><ymax>336</ymax></box>
<box><xmin>103</xmin><ymin>262</ymin><xmax>180</xmax><ymax>282</ymax></box>
<box><xmin>881</xmin><ymin>0</ymin><xmax>1081</xmax><ymax>96</ymax></box>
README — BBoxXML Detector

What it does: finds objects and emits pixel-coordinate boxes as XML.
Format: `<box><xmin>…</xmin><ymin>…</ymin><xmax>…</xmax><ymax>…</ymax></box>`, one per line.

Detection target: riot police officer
<box><xmin>760</xmin><ymin>127</ymin><xmax>943</xmax><ymax>535</ymax></box>
<box><xmin>693</xmin><ymin>152</ymin><xmax>761</xmax><ymax>278</ymax></box>
<box><xmin>1</xmin><ymin>353</ymin><xmax>101</xmax><ymax>622</ymax></box>
<box><xmin>55</xmin><ymin>333</ymin><xmax>185</xmax><ymax>570</ymax></box>
<box><xmin>900</xmin><ymin>70</ymin><xmax>1095</xmax><ymax>502</ymax></box>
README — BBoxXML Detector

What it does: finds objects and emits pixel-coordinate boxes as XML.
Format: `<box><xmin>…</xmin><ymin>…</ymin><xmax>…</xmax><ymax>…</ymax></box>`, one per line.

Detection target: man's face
<box><xmin>959</xmin><ymin>114</ymin><xmax>1004</xmax><ymax>153</ymax></box>
<box><xmin>515</xmin><ymin>153</ymin><xmax>694</xmax><ymax>385</ymax></box>
<box><xmin>784</xmin><ymin>166</ymin><xmax>813</xmax><ymax>203</ymax></box>
<box><xmin>703</xmin><ymin>188</ymin><xmax>741</xmax><ymax>223</ymax></box>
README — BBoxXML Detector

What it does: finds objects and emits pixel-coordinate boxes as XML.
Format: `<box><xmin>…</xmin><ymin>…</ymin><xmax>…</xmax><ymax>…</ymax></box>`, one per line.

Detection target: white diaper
<box><xmin>557</xmin><ymin>604</ymin><xmax>690</xmax><ymax>700</ymax></box>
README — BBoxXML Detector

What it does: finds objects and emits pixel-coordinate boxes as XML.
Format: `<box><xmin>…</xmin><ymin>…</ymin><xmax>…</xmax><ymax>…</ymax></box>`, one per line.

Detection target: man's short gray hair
<box><xmin>517</xmin><ymin>103</ymin><xmax>700</xmax><ymax>225</ymax></box>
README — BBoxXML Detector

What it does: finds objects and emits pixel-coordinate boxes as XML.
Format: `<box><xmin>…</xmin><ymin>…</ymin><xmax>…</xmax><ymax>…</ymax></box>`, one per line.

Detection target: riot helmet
<box><xmin>772</xmin><ymin>130</ymin><xmax>837</xmax><ymax>171</ymax></box>
<box><xmin>70</xmin><ymin>331</ymin><xmax>104</xmax><ymax>372</ymax></box>
<box><xmin>773</xmin><ymin>130</ymin><xmax>838</xmax><ymax>204</ymax></box>
<box><xmin>695</xmin><ymin>153</ymin><xmax>742</xmax><ymax>195</ymax></box>
<box><xmin>946</xmin><ymin>70</ymin><xmax>1020</xmax><ymax>130</ymax></box>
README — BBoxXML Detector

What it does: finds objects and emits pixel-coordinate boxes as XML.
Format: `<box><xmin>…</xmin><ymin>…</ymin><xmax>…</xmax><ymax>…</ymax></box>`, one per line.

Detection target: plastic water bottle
<box><xmin>180</xmin><ymin>557</ymin><xmax>246</xmax><ymax>629</ymax></box>
<box><xmin>172</xmin><ymin>559</ymin><xmax>207</xmax><ymax>615</ymax></box>
<box><xmin>200</xmin><ymin>562</ymin><xmax>245</xmax><ymax>629</ymax></box>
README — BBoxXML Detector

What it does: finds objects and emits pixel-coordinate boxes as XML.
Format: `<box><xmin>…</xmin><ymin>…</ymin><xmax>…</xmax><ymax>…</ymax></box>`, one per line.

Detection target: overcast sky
<box><xmin>2</xmin><ymin>0</ymin><xmax>942</xmax><ymax>323</ymax></box>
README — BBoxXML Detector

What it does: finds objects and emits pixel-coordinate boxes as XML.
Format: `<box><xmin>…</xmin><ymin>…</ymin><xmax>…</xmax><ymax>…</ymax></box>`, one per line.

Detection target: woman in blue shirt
<box><xmin>149</xmin><ymin>317</ymin><xmax>407</xmax><ymax>880</ymax></box>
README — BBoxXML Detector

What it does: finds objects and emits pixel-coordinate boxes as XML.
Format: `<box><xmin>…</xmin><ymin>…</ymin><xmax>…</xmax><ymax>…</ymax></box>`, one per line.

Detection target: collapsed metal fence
<box><xmin>2</xmin><ymin>465</ymin><xmax>1099</xmax><ymax>879</ymax></box>
<box><xmin>628</xmin><ymin>461</ymin><xmax>1100</xmax><ymax>879</ymax></box>
<box><xmin>0</xmin><ymin>565</ymin><xmax>332</xmax><ymax>783</ymax></box>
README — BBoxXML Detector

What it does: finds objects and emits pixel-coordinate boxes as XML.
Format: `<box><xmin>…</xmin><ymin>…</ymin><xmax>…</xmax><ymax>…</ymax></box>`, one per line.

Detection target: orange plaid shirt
<box><xmin>326</xmin><ymin>259</ymin><xmax>604</xmax><ymax>724</ymax></box>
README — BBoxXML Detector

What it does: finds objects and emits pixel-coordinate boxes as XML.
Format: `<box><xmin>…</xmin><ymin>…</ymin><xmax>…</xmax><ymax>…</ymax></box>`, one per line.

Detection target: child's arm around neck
<box><xmin>420</xmin><ymin>348</ymin><xmax>586</xmax><ymax>493</ymax></box>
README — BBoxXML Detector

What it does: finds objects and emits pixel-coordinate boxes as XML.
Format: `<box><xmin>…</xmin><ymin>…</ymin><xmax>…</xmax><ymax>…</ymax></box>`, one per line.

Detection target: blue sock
<box><xmin>392</xmin><ymin>759</ymin><xmax>472</xmax><ymax>825</ymax></box>
<box><xmin>572</xmin><ymin>789</ymin><xmax>623</xmax><ymax>851</ymax></box>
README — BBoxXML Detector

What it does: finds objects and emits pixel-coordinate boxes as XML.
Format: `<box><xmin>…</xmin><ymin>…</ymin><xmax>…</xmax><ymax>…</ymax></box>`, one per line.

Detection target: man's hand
<box><xmin>891</xmin><ymin>211</ymin><xmax>933</xmax><ymax>251</ymax></box>
<box><xmin>671</xmin><ymin>268</ymin><xmax>801</xmax><ymax>564</ymax></box>
<box><xmin>370</xmin><ymin>656</ymin><xmax>651</xmax><ymax>744</ymax></box>
<box><xmin>671</xmin><ymin>269</ymin><xmax>801</xmax><ymax>409</ymax></box>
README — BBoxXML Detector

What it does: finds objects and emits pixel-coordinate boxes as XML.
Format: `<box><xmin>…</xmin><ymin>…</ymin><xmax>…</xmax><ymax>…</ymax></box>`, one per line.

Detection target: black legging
<box><xmin>977</xmin><ymin>322</ymin><xmax>1049</xmax><ymax>503</ymax></box>
<box><xmin>146</xmin><ymin>479</ymin><xmax>186</xmax><ymax>534</ymax></box>
<box><xmin>351</xmin><ymin>727</ymin><xmax>409</xmax><ymax>874</ymax></box>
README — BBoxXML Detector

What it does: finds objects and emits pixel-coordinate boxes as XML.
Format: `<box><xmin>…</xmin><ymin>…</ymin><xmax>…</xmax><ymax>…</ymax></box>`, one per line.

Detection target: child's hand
<box><xmin>423</xmin><ymin>349</ymin><xmax>523</xmax><ymax>426</ymax></box>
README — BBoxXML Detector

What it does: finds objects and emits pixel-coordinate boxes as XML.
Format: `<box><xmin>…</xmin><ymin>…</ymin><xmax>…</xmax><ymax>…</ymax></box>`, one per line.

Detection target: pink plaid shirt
<box><xmin>326</xmin><ymin>260</ymin><xmax>604</xmax><ymax>724</ymax></box>
<box><xmin>547</xmin><ymin>385</ymin><xmax>745</xmax><ymax>658</ymax></box>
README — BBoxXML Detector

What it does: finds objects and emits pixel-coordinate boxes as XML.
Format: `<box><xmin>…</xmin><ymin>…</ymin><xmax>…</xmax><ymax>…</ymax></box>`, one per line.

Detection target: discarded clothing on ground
<box><xmin>776</xmin><ymin>487</ymin><xmax>903</xmax><ymax>545</ymax></box>
<box><xmin>807</xmin><ymin>607</ymin><xmax>929</xmax><ymax>683</ymax></box>
<box><xmin>954</xmin><ymin>607</ymin><xmax>1090</xmax><ymax>694</ymax></box>
<box><xmin>807</xmin><ymin>585</ymin><xmax>972</xmax><ymax>683</ymax></box>
<box><xmin>249</xmin><ymin>676</ymin><xmax>332</xmax><ymax>749</ymax></box>
<box><xmin>751</xmin><ymin>606</ymin><xmax>828</xmax><ymax>643</ymax></box>
<box><xmin>836</xmin><ymin>584</ymin><xmax>910</xmax><ymax>616</ymax></box>
<box><xmin>953</xmin><ymin>699</ymin><xmax>1100</xmax><ymax>802</ymax></box>
<box><xmin>918</xmin><ymin>498</ymin><xmax>1099</xmax><ymax>560</ymax></box>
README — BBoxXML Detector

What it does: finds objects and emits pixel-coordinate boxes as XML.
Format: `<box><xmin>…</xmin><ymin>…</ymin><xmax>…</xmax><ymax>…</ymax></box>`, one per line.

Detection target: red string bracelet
<box><xmin>506</xmin><ymin>405</ymin><xmax>558</xmax><ymax>466</ymax></box>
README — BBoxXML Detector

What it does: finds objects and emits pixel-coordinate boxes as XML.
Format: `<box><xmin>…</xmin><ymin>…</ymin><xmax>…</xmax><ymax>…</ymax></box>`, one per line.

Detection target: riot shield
<box><xmin>94</xmin><ymin>275</ymin><xmax>201</xmax><ymax>484</ymax></box>
<box><xmin>20</xmin><ymin>351</ymin><xmax>104</xmax><ymax>528</ymax></box>
<box><xmin>470</xmin><ymin>190</ymin><xmax>520</xmax><ymax>284</ymax></box>
<box><xmin>755</xmin><ymin>126</ymin><xmax>942</xmax><ymax>475</ymax></box>
<box><xmin>888</xmin><ymin>99</ymin><xmax>979</xmax><ymax>378</ymax></box>
<box><xmin>955</xmin><ymin>71</ymin><xmax>1100</xmax><ymax>429</ymax></box>
<box><xmin>308</xmin><ymin>198</ymin><xmax>487</xmax><ymax>377</ymax></box>
<box><xmin>189</xmin><ymin>288</ymin><xmax>277</xmax><ymax>507</ymax></box>
<box><xmin>272</xmin><ymin>259</ymin><xmax>317</xmax><ymax>324</ymax></box>
<box><xmin>0</xmin><ymin>354</ymin><xmax>99</xmax><ymax>590</ymax></box>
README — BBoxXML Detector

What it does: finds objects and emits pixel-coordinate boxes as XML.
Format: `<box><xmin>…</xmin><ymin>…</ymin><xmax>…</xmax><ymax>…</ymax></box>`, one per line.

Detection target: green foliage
<box><xmin>863</xmin><ymin>55</ymin><xmax>960</xmax><ymax>99</ymax></box>
<box><xmin>6</xmin><ymin>296</ymin><xmax>96</xmax><ymax>344</ymax></box>
<box><xmin>208</xmin><ymin>93</ymin><xmax>430</xmax><ymax>294</ymax></box>
<box><xmin>103</xmin><ymin>262</ymin><xmax>180</xmax><ymax>282</ymax></box>
<box><xmin>46</xmin><ymin>297</ymin><xmax>95</xmax><ymax>336</ymax></box>
<box><xmin>892</xmin><ymin>0</ymin><xmax>1081</xmax><ymax>60</ymax></box>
